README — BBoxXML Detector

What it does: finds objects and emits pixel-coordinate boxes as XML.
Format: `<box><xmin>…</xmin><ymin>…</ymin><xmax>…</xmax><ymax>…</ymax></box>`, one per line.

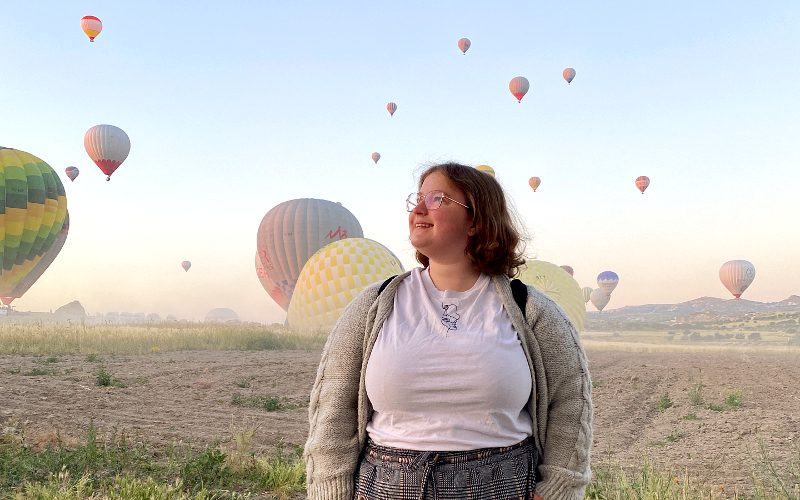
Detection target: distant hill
<box><xmin>54</xmin><ymin>300</ymin><xmax>86</xmax><ymax>318</ymax></box>
<box><xmin>586</xmin><ymin>295</ymin><xmax>800</xmax><ymax>332</ymax></box>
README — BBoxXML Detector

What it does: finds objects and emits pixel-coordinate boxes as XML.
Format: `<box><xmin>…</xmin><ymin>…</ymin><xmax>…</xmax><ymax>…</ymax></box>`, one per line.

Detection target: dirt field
<box><xmin>2</xmin><ymin>347</ymin><xmax>799</xmax><ymax>495</ymax></box>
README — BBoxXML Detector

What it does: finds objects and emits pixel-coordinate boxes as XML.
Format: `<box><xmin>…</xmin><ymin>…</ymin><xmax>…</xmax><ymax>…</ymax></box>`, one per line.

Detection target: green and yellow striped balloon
<box><xmin>0</xmin><ymin>147</ymin><xmax>68</xmax><ymax>300</ymax></box>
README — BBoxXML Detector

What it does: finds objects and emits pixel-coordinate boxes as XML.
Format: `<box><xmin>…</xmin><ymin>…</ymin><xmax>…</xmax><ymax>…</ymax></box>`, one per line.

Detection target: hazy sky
<box><xmin>2</xmin><ymin>1</ymin><xmax>798</xmax><ymax>323</ymax></box>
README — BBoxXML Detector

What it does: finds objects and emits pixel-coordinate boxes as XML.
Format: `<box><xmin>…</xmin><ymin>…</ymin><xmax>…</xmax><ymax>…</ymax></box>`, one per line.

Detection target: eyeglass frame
<box><xmin>406</xmin><ymin>191</ymin><xmax>472</xmax><ymax>212</ymax></box>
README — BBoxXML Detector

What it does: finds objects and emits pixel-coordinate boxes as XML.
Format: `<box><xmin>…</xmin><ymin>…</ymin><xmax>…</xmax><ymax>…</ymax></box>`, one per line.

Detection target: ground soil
<box><xmin>2</xmin><ymin>347</ymin><xmax>799</xmax><ymax>496</ymax></box>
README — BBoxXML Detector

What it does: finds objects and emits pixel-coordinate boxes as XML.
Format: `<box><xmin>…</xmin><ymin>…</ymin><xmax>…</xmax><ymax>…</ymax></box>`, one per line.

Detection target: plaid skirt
<box><xmin>354</xmin><ymin>438</ymin><xmax>537</xmax><ymax>500</ymax></box>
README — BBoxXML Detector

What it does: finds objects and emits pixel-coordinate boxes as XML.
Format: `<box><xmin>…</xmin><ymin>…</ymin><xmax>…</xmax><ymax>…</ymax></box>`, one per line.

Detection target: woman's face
<box><xmin>408</xmin><ymin>171</ymin><xmax>475</xmax><ymax>266</ymax></box>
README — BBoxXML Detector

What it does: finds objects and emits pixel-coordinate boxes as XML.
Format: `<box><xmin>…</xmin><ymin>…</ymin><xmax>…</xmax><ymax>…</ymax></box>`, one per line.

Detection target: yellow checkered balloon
<box><xmin>287</xmin><ymin>238</ymin><xmax>404</xmax><ymax>334</ymax></box>
<box><xmin>518</xmin><ymin>259</ymin><xmax>586</xmax><ymax>331</ymax></box>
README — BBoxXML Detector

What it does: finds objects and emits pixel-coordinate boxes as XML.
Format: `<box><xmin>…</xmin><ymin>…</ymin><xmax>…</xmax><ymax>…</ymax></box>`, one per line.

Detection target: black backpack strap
<box><xmin>510</xmin><ymin>278</ymin><xmax>528</xmax><ymax>316</ymax></box>
<box><xmin>377</xmin><ymin>275</ymin><xmax>397</xmax><ymax>295</ymax></box>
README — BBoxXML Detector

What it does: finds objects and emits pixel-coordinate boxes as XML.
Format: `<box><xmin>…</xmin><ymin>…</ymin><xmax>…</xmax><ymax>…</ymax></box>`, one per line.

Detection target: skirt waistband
<box><xmin>364</xmin><ymin>437</ymin><xmax>532</xmax><ymax>466</ymax></box>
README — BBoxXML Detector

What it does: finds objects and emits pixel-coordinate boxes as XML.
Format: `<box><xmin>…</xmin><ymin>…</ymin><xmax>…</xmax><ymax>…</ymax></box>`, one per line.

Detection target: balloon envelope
<box><xmin>287</xmin><ymin>238</ymin><xmax>404</xmax><ymax>334</ymax></box>
<box><xmin>81</xmin><ymin>15</ymin><xmax>102</xmax><ymax>41</ymax></box>
<box><xmin>256</xmin><ymin>251</ymin><xmax>291</xmax><ymax>310</ymax></box>
<box><xmin>719</xmin><ymin>260</ymin><xmax>755</xmax><ymax>299</ymax></box>
<box><xmin>528</xmin><ymin>177</ymin><xmax>541</xmax><ymax>192</ymax></box>
<box><xmin>474</xmin><ymin>165</ymin><xmax>495</xmax><ymax>177</ymax></box>
<box><xmin>371</xmin><ymin>152</ymin><xmax>380</xmax><ymax>163</ymax></box>
<box><xmin>3</xmin><ymin>211</ymin><xmax>69</xmax><ymax>304</ymax></box>
<box><xmin>582</xmin><ymin>286</ymin><xmax>593</xmax><ymax>303</ymax></box>
<box><xmin>518</xmin><ymin>260</ymin><xmax>585</xmax><ymax>330</ymax></box>
<box><xmin>597</xmin><ymin>271</ymin><xmax>619</xmax><ymax>294</ymax></box>
<box><xmin>590</xmin><ymin>288</ymin><xmax>610</xmax><ymax>311</ymax></box>
<box><xmin>509</xmin><ymin>76</ymin><xmax>530</xmax><ymax>102</ymax></box>
<box><xmin>256</xmin><ymin>198</ymin><xmax>364</xmax><ymax>306</ymax></box>
<box><xmin>181</xmin><ymin>261</ymin><xmax>191</xmax><ymax>272</ymax></box>
<box><xmin>560</xmin><ymin>265</ymin><xmax>574</xmax><ymax>276</ymax></box>
<box><xmin>84</xmin><ymin>124</ymin><xmax>131</xmax><ymax>180</ymax></box>
<box><xmin>386</xmin><ymin>102</ymin><xmax>397</xmax><ymax>116</ymax></box>
<box><xmin>563</xmin><ymin>67</ymin><xmax>576</xmax><ymax>84</ymax></box>
<box><xmin>65</xmin><ymin>166</ymin><xmax>79</xmax><ymax>182</ymax></box>
<box><xmin>635</xmin><ymin>176</ymin><xmax>650</xmax><ymax>194</ymax></box>
<box><xmin>0</xmin><ymin>147</ymin><xmax>68</xmax><ymax>299</ymax></box>
<box><xmin>458</xmin><ymin>37</ymin><xmax>471</xmax><ymax>54</ymax></box>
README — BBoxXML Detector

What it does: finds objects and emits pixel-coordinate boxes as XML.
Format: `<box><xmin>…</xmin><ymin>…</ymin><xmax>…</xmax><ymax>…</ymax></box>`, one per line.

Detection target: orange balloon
<box><xmin>528</xmin><ymin>176</ymin><xmax>541</xmax><ymax>192</ymax></box>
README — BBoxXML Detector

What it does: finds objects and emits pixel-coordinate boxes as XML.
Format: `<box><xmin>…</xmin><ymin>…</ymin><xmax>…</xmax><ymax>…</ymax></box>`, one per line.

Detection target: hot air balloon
<box><xmin>181</xmin><ymin>261</ymin><xmax>191</xmax><ymax>272</ymax></box>
<box><xmin>509</xmin><ymin>76</ymin><xmax>530</xmax><ymax>103</ymax></box>
<box><xmin>597</xmin><ymin>271</ymin><xmax>619</xmax><ymax>294</ymax></box>
<box><xmin>386</xmin><ymin>102</ymin><xmax>397</xmax><ymax>116</ymax></box>
<box><xmin>371</xmin><ymin>152</ymin><xmax>381</xmax><ymax>164</ymax></box>
<box><xmin>81</xmin><ymin>15</ymin><xmax>102</xmax><ymax>42</ymax></box>
<box><xmin>474</xmin><ymin>165</ymin><xmax>495</xmax><ymax>177</ymax></box>
<box><xmin>635</xmin><ymin>176</ymin><xmax>650</xmax><ymax>194</ymax></box>
<box><xmin>518</xmin><ymin>260</ymin><xmax>586</xmax><ymax>330</ymax></box>
<box><xmin>582</xmin><ymin>286</ymin><xmax>593</xmax><ymax>303</ymax></box>
<box><xmin>563</xmin><ymin>67</ymin><xmax>576</xmax><ymax>84</ymax></box>
<box><xmin>719</xmin><ymin>260</ymin><xmax>755</xmax><ymax>299</ymax></box>
<box><xmin>529</xmin><ymin>177</ymin><xmax>541</xmax><ymax>192</ymax></box>
<box><xmin>0</xmin><ymin>147</ymin><xmax>68</xmax><ymax>302</ymax></box>
<box><xmin>2</xmin><ymin>212</ymin><xmax>70</xmax><ymax>306</ymax></box>
<box><xmin>560</xmin><ymin>265</ymin><xmax>574</xmax><ymax>276</ymax></box>
<box><xmin>590</xmin><ymin>288</ymin><xmax>610</xmax><ymax>311</ymax></box>
<box><xmin>84</xmin><ymin>124</ymin><xmax>130</xmax><ymax>181</ymax></box>
<box><xmin>256</xmin><ymin>251</ymin><xmax>291</xmax><ymax>310</ymax></box>
<box><xmin>256</xmin><ymin>198</ymin><xmax>364</xmax><ymax>306</ymax></box>
<box><xmin>65</xmin><ymin>166</ymin><xmax>79</xmax><ymax>182</ymax></box>
<box><xmin>458</xmin><ymin>37</ymin><xmax>471</xmax><ymax>54</ymax></box>
<box><xmin>287</xmin><ymin>238</ymin><xmax>404</xmax><ymax>334</ymax></box>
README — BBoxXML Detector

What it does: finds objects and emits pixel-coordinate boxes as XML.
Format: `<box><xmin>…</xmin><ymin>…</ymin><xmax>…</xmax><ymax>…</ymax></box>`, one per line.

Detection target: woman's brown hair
<box><xmin>414</xmin><ymin>162</ymin><xmax>526</xmax><ymax>277</ymax></box>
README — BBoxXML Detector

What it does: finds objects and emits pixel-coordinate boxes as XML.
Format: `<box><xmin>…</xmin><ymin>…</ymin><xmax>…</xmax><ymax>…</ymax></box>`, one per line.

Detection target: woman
<box><xmin>304</xmin><ymin>163</ymin><xmax>592</xmax><ymax>499</ymax></box>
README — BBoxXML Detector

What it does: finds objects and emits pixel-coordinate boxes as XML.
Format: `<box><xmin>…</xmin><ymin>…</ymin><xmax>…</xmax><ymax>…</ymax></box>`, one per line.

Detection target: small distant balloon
<box><xmin>475</xmin><ymin>165</ymin><xmax>495</xmax><ymax>177</ymax></box>
<box><xmin>386</xmin><ymin>102</ymin><xmax>397</xmax><ymax>116</ymax></box>
<box><xmin>81</xmin><ymin>15</ymin><xmax>102</xmax><ymax>42</ymax></box>
<box><xmin>563</xmin><ymin>67</ymin><xmax>576</xmax><ymax>84</ymax></box>
<box><xmin>458</xmin><ymin>38</ymin><xmax>471</xmax><ymax>54</ymax></box>
<box><xmin>509</xmin><ymin>76</ymin><xmax>530</xmax><ymax>103</ymax></box>
<box><xmin>65</xmin><ymin>166</ymin><xmax>79</xmax><ymax>182</ymax></box>
<box><xmin>582</xmin><ymin>286</ymin><xmax>593</xmax><ymax>303</ymax></box>
<box><xmin>597</xmin><ymin>271</ymin><xmax>619</xmax><ymax>294</ymax></box>
<box><xmin>371</xmin><ymin>152</ymin><xmax>381</xmax><ymax>164</ymax></box>
<box><xmin>635</xmin><ymin>176</ymin><xmax>650</xmax><ymax>194</ymax></box>
<box><xmin>181</xmin><ymin>261</ymin><xmax>191</xmax><ymax>272</ymax></box>
<box><xmin>528</xmin><ymin>177</ymin><xmax>541</xmax><ymax>192</ymax></box>
<box><xmin>560</xmin><ymin>265</ymin><xmax>574</xmax><ymax>276</ymax></box>
<box><xmin>590</xmin><ymin>288</ymin><xmax>610</xmax><ymax>311</ymax></box>
<box><xmin>719</xmin><ymin>260</ymin><xmax>755</xmax><ymax>299</ymax></box>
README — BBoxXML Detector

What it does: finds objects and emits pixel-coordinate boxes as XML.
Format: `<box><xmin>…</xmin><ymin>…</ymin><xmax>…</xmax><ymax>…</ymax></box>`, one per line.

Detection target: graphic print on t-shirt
<box><xmin>440</xmin><ymin>302</ymin><xmax>460</xmax><ymax>331</ymax></box>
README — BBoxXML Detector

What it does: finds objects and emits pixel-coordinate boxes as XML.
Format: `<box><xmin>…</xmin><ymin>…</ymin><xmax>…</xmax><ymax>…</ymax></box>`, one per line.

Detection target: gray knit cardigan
<box><xmin>304</xmin><ymin>271</ymin><xmax>593</xmax><ymax>500</ymax></box>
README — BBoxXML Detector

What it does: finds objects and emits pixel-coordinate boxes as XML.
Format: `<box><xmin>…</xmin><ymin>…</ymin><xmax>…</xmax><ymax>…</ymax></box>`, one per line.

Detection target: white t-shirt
<box><xmin>365</xmin><ymin>267</ymin><xmax>533</xmax><ymax>451</ymax></box>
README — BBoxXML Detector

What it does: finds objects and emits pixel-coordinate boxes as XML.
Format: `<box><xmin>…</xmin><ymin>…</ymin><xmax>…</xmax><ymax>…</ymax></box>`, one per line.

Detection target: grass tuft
<box><xmin>231</xmin><ymin>394</ymin><xmax>299</xmax><ymax>412</ymax></box>
<box><xmin>656</xmin><ymin>392</ymin><xmax>673</xmax><ymax>412</ymax></box>
<box><xmin>95</xmin><ymin>367</ymin><xmax>127</xmax><ymax>388</ymax></box>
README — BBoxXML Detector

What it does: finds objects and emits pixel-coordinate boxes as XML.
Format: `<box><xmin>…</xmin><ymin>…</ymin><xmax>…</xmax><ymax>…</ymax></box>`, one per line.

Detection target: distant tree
<box><xmin>748</xmin><ymin>331</ymin><xmax>762</xmax><ymax>341</ymax></box>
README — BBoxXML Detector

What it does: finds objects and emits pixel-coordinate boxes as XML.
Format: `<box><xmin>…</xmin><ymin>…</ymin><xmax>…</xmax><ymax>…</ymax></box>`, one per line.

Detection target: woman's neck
<box><xmin>427</xmin><ymin>263</ymin><xmax>481</xmax><ymax>292</ymax></box>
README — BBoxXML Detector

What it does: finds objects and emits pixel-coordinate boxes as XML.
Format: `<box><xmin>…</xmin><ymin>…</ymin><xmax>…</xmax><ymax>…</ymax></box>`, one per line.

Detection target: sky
<box><xmin>1</xmin><ymin>1</ymin><xmax>799</xmax><ymax>323</ymax></box>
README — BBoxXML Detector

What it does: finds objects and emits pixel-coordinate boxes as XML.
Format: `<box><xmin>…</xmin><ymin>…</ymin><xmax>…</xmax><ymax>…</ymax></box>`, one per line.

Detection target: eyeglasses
<box><xmin>406</xmin><ymin>191</ymin><xmax>472</xmax><ymax>212</ymax></box>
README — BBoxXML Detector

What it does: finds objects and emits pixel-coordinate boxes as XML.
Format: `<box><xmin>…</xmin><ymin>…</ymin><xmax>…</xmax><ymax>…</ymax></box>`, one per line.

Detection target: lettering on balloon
<box><xmin>326</xmin><ymin>226</ymin><xmax>348</xmax><ymax>240</ymax></box>
<box><xmin>258</xmin><ymin>249</ymin><xmax>274</xmax><ymax>271</ymax></box>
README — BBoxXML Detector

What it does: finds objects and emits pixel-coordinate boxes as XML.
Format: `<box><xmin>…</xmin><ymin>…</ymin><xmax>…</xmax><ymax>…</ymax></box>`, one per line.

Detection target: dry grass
<box><xmin>582</xmin><ymin>330</ymin><xmax>800</xmax><ymax>354</ymax></box>
<box><xmin>0</xmin><ymin>322</ymin><xmax>327</xmax><ymax>355</ymax></box>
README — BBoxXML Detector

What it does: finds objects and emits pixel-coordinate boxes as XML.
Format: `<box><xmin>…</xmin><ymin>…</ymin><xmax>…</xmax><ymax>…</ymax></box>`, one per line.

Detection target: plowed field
<box><xmin>2</xmin><ymin>347</ymin><xmax>798</xmax><ymax>495</ymax></box>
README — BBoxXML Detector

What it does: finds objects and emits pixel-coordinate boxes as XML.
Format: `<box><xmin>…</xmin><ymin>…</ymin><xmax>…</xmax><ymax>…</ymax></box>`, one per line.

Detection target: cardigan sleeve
<box><xmin>529</xmin><ymin>295</ymin><xmax>594</xmax><ymax>500</ymax></box>
<box><xmin>303</xmin><ymin>287</ymin><xmax>378</xmax><ymax>500</ymax></box>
